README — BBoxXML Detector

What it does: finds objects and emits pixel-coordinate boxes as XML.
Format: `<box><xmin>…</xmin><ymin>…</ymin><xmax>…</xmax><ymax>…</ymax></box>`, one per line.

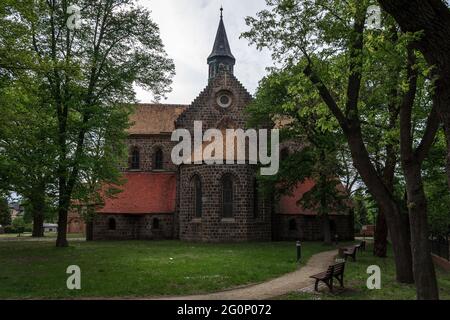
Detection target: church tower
<box><xmin>207</xmin><ymin>7</ymin><xmax>236</xmax><ymax>79</ymax></box>
<box><xmin>176</xmin><ymin>8</ymin><xmax>272</xmax><ymax>242</ymax></box>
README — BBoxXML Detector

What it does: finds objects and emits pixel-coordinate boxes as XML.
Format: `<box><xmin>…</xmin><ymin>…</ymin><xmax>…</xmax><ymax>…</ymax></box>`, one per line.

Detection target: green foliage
<box><xmin>0</xmin><ymin>198</ymin><xmax>11</xmax><ymax>226</ymax></box>
<box><xmin>248</xmin><ymin>67</ymin><xmax>352</xmax><ymax>217</ymax></box>
<box><xmin>243</xmin><ymin>0</ymin><xmax>445</xmax><ymax>236</ymax></box>
<box><xmin>0</xmin><ymin>0</ymin><xmax>175</xmax><ymax>245</ymax></box>
<box><xmin>4</xmin><ymin>217</ymin><xmax>32</xmax><ymax>234</ymax></box>
<box><xmin>424</xmin><ymin>130</ymin><xmax>450</xmax><ymax>235</ymax></box>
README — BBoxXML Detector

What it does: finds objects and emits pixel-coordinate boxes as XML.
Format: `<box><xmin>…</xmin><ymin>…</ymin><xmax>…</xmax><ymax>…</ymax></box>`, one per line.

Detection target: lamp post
<box><xmin>296</xmin><ymin>241</ymin><xmax>302</xmax><ymax>263</ymax></box>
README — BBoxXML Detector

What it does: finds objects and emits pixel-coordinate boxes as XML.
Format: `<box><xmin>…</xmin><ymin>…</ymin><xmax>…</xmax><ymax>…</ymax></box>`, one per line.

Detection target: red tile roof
<box><xmin>128</xmin><ymin>104</ymin><xmax>188</xmax><ymax>135</ymax></box>
<box><xmin>279</xmin><ymin>180</ymin><xmax>317</xmax><ymax>215</ymax></box>
<box><xmin>279</xmin><ymin>180</ymin><xmax>352</xmax><ymax>215</ymax></box>
<box><xmin>97</xmin><ymin>172</ymin><xmax>176</xmax><ymax>215</ymax></box>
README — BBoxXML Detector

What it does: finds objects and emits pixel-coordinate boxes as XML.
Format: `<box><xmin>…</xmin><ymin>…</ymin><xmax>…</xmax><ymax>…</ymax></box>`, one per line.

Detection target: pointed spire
<box><xmin>207</xmin><ymin>7</ymin><xmax>236</xmax><ymax>79</ymax></box>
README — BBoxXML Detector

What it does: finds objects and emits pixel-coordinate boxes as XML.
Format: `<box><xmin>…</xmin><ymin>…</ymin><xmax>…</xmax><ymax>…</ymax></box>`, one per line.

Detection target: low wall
<box><xmin>92</xmin><ymin>214</ymin><xmax>174</xmax><ymax>240</ymax></box>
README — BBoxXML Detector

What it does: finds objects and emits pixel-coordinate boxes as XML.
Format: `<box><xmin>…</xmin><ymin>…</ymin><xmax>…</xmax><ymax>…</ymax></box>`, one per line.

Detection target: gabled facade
<box><xmin>91</xmin><ymin>10</ymin><xmax>354</xmax><ymax>242</ymax></box>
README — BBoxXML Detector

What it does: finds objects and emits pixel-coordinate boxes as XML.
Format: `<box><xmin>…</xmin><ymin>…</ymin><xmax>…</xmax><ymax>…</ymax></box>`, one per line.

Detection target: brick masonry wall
<box><xmin>125</xmin><ymin>134</ymin><xmax>178</xmax><ymax>172</ymax></box>
<box><xmin>92</xmin><ymin>214</ymin><xmax>174</xmax><ymax>240</ymax></box>
<box><xmin>176</xmin><ymin>69</ymin><xmax>253</xmax><ymax>133</ymax></box>
<box><xmin>273</xmin><ymin>214</ymin><xmax>354</xmax><ymax>241</ymax></box>
<box><xmin>176</xmin><ymin>68</ymin><xmax>271</xmax><ymax>242</ymax></box>
<box><xmin>179</xmin><ymin>164</ymin><xmax>271</xmax><ymax>242</ymax></box>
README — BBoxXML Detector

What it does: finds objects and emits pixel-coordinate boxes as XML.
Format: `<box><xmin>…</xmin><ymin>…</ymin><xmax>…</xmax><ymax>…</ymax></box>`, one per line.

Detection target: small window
<box><xmin>222</xmin><ymin>175</ymin><xmax>234</xmax><ymax>218</ymax></box>
<box><xmin>108</xmin><ymin>218</ymin><xmax>116</xmax><ymax>231</ymax></box>
<box><xmin>154</xmin><ymin>148</ymin><xmax>164</xmax><ymax>170</ymax></box>
<box><xmin>153</xmin><ymin>218</ymin><xmax>160</xmax><ymax>229</ymax></box>
<box><xmin>289</xmin><ymin>219</ymin><xmax>297</xmax><ymax>231</ymax></box>
<box><xmin>131</xmin><ymin>148</ymin><xmax>140</xmax><ymax>170</ymax></box>
<box><xmin>194</xmin><ymin>176</ymin><xmax>202</xmax><ymax>218</ymax></box>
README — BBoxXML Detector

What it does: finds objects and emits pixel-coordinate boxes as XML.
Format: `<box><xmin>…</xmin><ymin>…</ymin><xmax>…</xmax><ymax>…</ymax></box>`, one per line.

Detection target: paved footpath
<box><xmin>151</xmin><ymin>249</ymin><xmax>338</xmax><ymax>300</ymax></box>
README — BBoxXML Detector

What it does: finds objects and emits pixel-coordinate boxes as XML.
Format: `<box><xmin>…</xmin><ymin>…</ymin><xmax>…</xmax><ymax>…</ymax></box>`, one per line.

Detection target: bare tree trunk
<box><xmin>403</xmin><ymin>163</ymin><xmax>439</xmax><ymax>299</ymax></box>
<box><xmin>322</xmin><ymin>215</ymin><xmax>332</xmax><ymax>245</ymax></box>
<box><xmin>56</xmin><ymin>207</ymin><xmax>69</xmax><ymax>247</ymax></box>
<box><xmin>374</xmin><ymin>209</ymin><xmax>388</xmax><ymax>257</ymax></box>
<box><xmin>346</xmin><ymin>131</ymin><xmax>414</xmax><ymax>283</ymax></box>
<box><xmin>30</xmin><ymin>191</ymin><xmax>45</xmax><ymax>238</ymax></box>
<box><xmin>32</xmin><ymin>211</ymin><xmax>44</xmax><ymax>237</ymax></box>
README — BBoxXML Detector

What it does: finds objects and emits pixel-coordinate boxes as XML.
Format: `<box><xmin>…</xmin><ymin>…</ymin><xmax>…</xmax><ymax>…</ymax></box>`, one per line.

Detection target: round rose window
<box><xmin>217</xmin><ymin>92</ymin><xmax>233</xmax><ymax>108</ymax></box>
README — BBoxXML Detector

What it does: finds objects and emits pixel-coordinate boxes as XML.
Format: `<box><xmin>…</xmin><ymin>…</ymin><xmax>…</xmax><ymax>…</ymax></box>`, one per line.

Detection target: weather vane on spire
<box><xmin>220</xmin><ymin>6</ymin><xmax>223</xmax><ymax>19</ymax></box>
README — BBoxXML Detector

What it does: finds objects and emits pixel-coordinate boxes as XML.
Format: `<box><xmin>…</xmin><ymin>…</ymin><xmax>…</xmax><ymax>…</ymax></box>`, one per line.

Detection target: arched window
<box><xmin>153</xmin><ymin>218</ymin><xmax>160</xmax><ymax>230</ymax></box>
<box><xmin>154</xmin><ymin>148</ymin><xmax>164</xmax><ymax>170</ymax></box>
<box><xmin>289</xmin><ymin>219</ymin><xmax>297</xmax><ymax>231</ymax></box>
<box><xmin>108</xmin><ymin>218</ymin><xmax>116</xmax><ymax>231</ymax></box>
<box><xmin>131</xmin><ymin>148</ymin><xmax>140</xmax><ymax>170</ymax></box>
<box><xmin>194</xmin><ymin>176</ymin><xmax>202</xmax><ymax>218</ymax></box>
<box><xmin>253</xmin><ymin>178</ymin><xmax>259</xmax><ymax>219</ymax></box>
<box><xmin>222</xmin><ymin>175</ymin><xmax>234</xmax><ymax>218</ymax></box>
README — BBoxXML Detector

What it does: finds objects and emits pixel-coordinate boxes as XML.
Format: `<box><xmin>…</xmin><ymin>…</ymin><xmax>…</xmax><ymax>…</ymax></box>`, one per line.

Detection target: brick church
<box><xmin>91</xmin><ymin>11</ymin><xmax>354</xmax><ymax>242</ymax></box>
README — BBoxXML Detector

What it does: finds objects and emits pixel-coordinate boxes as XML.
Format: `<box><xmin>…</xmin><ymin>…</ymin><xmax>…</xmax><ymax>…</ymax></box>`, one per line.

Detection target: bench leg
<box><xmin>314</xmin><ymin>279</ymin><xmax>320</xmax><ymax>292</ymax></box>
<box><xmin>335</xmin><ymin>275</ymin><xmax>344</xmax><ymax>288</ymax></box>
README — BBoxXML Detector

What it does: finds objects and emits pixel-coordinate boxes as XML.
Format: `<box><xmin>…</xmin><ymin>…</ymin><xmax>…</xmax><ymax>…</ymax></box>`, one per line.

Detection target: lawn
<box><xmin>0</xmin><ymin>240</ymin><xmax>336</xmax><ymax>299</ymax></box>
<box><xmin>0</xmin><ymin>232</ymin><xmax>85</xmax><ymax>239</ymax></box>
<box><xmin>281</xmin><ymin>244</ymin><xmax>450</xmax><ymax>300</ymax></box>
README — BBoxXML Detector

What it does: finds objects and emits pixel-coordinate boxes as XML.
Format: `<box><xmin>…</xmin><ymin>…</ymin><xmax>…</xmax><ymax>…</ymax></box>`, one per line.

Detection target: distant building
<box><xmin>67</xmin><ymin>210</ymin><xmax>86</xmax><ymax>234</ymax></box>
<box><xmin>43</xmin><ymin>223</ymin><xmax>58</xmax><ymax>233</ymax></box>
<box><xmin>9</xmin><ymin>202</ymin><xmax>24</xmax><ymax>221</ymax></box>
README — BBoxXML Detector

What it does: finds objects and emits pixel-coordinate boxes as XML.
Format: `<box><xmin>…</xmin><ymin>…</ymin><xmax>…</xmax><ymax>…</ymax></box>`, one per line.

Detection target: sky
<box><xmin>135</xmin><ymin>0</ymin><xmax>273</xmax><ymax>104</ymax></box>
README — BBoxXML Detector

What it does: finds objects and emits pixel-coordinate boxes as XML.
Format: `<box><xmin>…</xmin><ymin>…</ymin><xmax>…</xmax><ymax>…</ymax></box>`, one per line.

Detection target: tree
<box><xmin>424</xmin><ymin>130</ymin><xmax>450</xmax><ymax>236</ymax></box>
<box><xmin>377</xmin><ymin>0</ymin><xmax>450</xmax><ymax>190</ymax></box>
<box><xmin>0</xmin><ymin>78</ymin><xmax>58</xmax><ymax>237</ymax></box>
<box><xmin>247</xmin><ymin>70</ymin><xmax>352</xmax><ymax>245</ymax></box>
<box><xmin>398</xmin><ymin>46</ymin><xmax>440</xmax><ymax>299</ymax></box>
<box><xmin>1</xmin><ymin>0</ymin><xmax>60</xmax><ymax>237</ymax></box>
<box><xmin>5</xmin><ymin>0</ymin><xmax>175</xmax><ymax>247</ymax></box>
<box><xmin>0</xmin><ymin>198</ymin><xmax>11</xmax><ymax>226</ymax></box>
<box><xmin>243</xmin><ymin>0</ymin><xmax>441</xmax><ymax>299</ymax></box>
<box><xmin>243</xmin><ymin>0</ymin><xmax>413</xmax><ymax>282</ymax></box>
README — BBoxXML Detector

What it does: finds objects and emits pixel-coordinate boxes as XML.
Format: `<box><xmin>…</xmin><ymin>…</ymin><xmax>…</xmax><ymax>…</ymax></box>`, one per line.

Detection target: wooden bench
<box><xmin>310</xmin><ymin>262</ymin><xmax>346</xmax><ymax>292</ymax></box>
<box><xmin>343</xmin><ymin>246</ymin><xmax>357</xmax><ymax>261</ymax></box>
<box><xmin>355</xmin><ymin>241</ymin><xmax>366</xmax><ymax>252</ymax></box>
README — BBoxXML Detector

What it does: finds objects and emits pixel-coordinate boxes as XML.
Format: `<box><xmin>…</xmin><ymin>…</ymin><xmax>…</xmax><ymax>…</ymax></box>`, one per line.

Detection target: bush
<box><xmin>3</xmin><ymin>218</ymin><xmax>32</xmax><ymax>234</ymax></box>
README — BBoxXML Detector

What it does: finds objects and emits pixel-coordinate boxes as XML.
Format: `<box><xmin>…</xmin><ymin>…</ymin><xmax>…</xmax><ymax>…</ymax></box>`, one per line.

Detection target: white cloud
<box><xmin>136</xmin><ymin>0</ymin><xmax>272</xmax><ymax>104</ymax></box>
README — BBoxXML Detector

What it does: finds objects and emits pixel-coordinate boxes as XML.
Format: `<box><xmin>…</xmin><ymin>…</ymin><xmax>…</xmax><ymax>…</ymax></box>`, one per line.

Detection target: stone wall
<box><xmin>273</xmin><ymin>214</ymin><xmax>354</xmax><ymax>241</ymax></box>
<box><xmin>125</xmin><ymin>134</ymin><xmax>178</xmax><ymax>172</ymax></box>
<box><xmin>92</xmin><ymin>214</ymin><xmax>174</xmax><ymax>240</ymax></box>
<box><xmin>179</xmin><ymin>164</ymin><xmax>271</xmax><ymax>242</ymax></box>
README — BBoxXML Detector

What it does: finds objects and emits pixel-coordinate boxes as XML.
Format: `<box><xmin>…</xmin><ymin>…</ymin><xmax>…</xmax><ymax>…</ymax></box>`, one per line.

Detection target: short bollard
<box><xmin>335</xmin><ymin>234</ymin><xmax>339</xmax><ymax>246</ymax></box>
<box><xmin>296</xmin><ymin>241</ymin><xmax>302</xmax><ymax>263</ymax></box>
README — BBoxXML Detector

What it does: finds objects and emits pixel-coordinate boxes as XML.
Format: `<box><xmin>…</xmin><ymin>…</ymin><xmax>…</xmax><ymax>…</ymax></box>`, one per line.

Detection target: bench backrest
<box><xmin>333</xmin><ymin>262</ymin><xmax>345</xmax><ymax>275</ymax></box>
<box><xmin>348</xmin><ymin>246</ymin><xmax>357</xmax><ymax>254</ymax></box>
<box><xmin>325</xmin><ymin>265</ymin><xmax>334</xmax><ymax>278</ymax></box>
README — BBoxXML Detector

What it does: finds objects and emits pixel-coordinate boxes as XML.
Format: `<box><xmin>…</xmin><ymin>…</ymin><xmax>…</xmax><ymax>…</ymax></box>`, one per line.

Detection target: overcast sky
<box><xmin>135</xmin><ymin>0</ymin><xmax>273</xmax><ymax>104</ymax></box>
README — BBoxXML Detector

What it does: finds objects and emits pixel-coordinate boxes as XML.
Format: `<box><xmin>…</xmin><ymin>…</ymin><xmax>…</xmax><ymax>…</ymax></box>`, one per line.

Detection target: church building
<box><xmin>91</xmin><ymin>10</ymin><xmax>354</xmax><ymax>242</ymax></box>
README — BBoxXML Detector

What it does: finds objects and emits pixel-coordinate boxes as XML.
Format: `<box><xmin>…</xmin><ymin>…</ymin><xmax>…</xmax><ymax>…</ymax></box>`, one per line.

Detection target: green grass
<box><xmin>0</xmin><ymin>232</ymin><xmax>84</xmax><ymax>239</ymax></box>
<box><xmin>281</xmin><ymin>244</ymin><xmax>450</xmax><ymax>300</ymax></box>
<box><xmin>0</xmin><ymin>240</ymin><xmax>336</xmax><ymax>299</ymax></box>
